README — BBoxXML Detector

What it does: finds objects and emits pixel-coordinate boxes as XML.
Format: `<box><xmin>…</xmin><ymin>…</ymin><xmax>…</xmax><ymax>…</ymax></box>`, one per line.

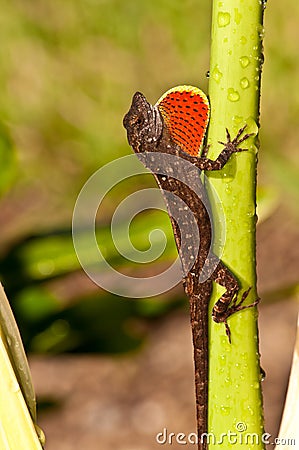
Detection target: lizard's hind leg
<box><xmin>211</xmin><ymin>261</ymin><xmax>259</xmax><ymax>342</ymax></box>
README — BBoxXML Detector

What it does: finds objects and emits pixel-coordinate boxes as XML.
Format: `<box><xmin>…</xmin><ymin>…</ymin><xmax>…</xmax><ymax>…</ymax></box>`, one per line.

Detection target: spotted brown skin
<box><xmin>123</xmin><ymin>88</ymin><xmax>258</xmax><ymax>450</ymax></box>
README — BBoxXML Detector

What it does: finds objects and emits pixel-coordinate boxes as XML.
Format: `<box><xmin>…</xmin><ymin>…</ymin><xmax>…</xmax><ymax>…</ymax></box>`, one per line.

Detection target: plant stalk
<box><xmin>206</xmin><ymin>1</ymin><xmax>265</xmax><ymax>448</ymax></box>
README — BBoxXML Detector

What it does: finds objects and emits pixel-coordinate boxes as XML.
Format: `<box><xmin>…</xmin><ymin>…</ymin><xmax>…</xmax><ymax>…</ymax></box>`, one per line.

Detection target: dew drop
<box><xmin>218</xmin><ymin>367</ymin><xmax>225</xmax><ymax>375</ymax></box>
<box><xmin>258</xmin><ymin>53</ymin><xmax>265</xmax><ymax>71</ymax></box>
<box><xmin>239</xmin><ymin>56</ymin><xmax>250</xmax><ymax>68</ymax></box>
<box><xmin>217</xmin><ymin>12</ymin><xmax>231</xmax><ymax>27</ymax></box>
<box><xmin>212</xmin><ymin>65</ymin><xmax>223</xmax><ymax>84</ymax></box>
<box><xmin>240</xmin><ymin>77</ymin><xmax>250</xmax><ymax>89</ymax></box>
<box><xmin>220</xmin><ymin>405</ymin><xmax>231</xmax><ymax>416</ymax></box>
<box><xmin>232</xmin><ymin>115</ymin><xmax>243</xmax><ymax>127</ymax></box>
<box><xmin>18</xmin><ymin>363</ymin><xmax>24</xmax><ymax>372</ymax></box>
<box><xmin>227</xmin><ymin>88</ymin><xmax>240</xmax><ymax>102</ymax></box>
<box><xmin>247</xmin><ymin>406</ymin><xmax>254</xmax><ymax>416</ymax></box>
<box><xmin>219</xmin><ymin>354</ymin><xmax>226</xmax><ymax>366</ymax></box>
<box><xmin>257</xmin><ymin>24</ymin><xmax>265</xmax><ymax>40</ymax></box>
<box><xmin>234</xmin><ymin>8</ymin><xmax>242</xmax><ymax>25</ymax></box>
<box><xmin>246</xmin><ymin>203</ymin><xmax>256</xmax><ymax>217</ymax></box>
<box><xmin>240</xmin><ymin>35</ymin><xmax>247</xmax><ymax>45</ymax></box>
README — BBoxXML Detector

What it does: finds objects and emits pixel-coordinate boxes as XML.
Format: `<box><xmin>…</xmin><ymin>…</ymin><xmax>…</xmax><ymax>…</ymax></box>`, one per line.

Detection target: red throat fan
<box><xmin>156</xmin><ymin>85</ymin><xmax>210</xmax><ymax>157</ymax></box>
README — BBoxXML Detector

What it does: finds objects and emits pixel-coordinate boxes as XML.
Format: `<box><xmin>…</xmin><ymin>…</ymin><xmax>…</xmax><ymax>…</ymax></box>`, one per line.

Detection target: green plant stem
<box><xmin>206</xmin><ymin>1</ymin><xmax>264</xmax><ymax>448</ymax></box>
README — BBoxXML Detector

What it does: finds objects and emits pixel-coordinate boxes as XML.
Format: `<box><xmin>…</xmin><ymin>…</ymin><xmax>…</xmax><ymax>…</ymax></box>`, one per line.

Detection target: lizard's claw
<box><xmin>218</xmin><ymin>125</ymin><xmax>254</xmax><ymax>154</ymax></box>
<box><xmin>225</xmin><ymin>127</ymin><xmax>231</xmax><ymax>143</ymax></box>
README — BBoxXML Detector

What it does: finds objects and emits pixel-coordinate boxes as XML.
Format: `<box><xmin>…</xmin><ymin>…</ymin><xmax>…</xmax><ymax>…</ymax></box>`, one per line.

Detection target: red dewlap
<box><xmin>156</xmin><ymin>87</ymin><xmax>209</xmax><ymax>157</ymax></box>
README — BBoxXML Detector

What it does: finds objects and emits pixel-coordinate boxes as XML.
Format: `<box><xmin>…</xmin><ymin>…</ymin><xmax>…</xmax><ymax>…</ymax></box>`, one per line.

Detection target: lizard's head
<box><xmin>123</xmin><ymin>92</ymin><xmax>163</xmax><ymax>153</ymax></box>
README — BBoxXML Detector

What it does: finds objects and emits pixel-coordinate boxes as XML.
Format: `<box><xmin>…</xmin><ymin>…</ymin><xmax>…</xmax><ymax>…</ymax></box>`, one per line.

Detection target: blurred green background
<box><xmin>0</xmin><ymin>0</ymin><xmax>298</xmax><ymax>359</ymax></box>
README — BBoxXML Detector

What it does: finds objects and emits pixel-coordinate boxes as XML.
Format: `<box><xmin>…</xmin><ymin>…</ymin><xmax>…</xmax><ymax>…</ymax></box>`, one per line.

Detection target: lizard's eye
<box><xmin>131</xmin><ymin>115</ymin><xmax>143</xmax><ymax>126</ymax></box>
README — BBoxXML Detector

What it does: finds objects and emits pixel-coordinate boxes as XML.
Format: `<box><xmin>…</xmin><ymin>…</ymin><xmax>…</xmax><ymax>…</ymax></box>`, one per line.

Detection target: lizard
<box><xmin>123</xmin><ymin>85</ymin><xmax>259</xmax><ymax>449</ymax></box>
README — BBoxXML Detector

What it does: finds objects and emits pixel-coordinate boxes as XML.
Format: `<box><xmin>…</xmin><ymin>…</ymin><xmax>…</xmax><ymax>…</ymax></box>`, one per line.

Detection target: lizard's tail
<box><xmin>189</xmin><ymin>284</ymin><xmax>211</xmax><ymax>450</ymax></box>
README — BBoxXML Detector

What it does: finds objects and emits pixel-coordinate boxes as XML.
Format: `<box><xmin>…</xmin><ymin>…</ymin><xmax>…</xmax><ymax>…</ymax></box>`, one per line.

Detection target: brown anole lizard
<box><xmin>123</xmin><ymin>86</ymin><xmax>259</xmax><ymax>450</ymax></box>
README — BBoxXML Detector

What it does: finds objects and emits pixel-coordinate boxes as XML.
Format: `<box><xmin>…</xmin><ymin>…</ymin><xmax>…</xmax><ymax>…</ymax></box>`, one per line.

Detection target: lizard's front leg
<box><xmin>175</xmin><ymin>126</ymin><xmax>253</xmax><ymax>171</ymax></box>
